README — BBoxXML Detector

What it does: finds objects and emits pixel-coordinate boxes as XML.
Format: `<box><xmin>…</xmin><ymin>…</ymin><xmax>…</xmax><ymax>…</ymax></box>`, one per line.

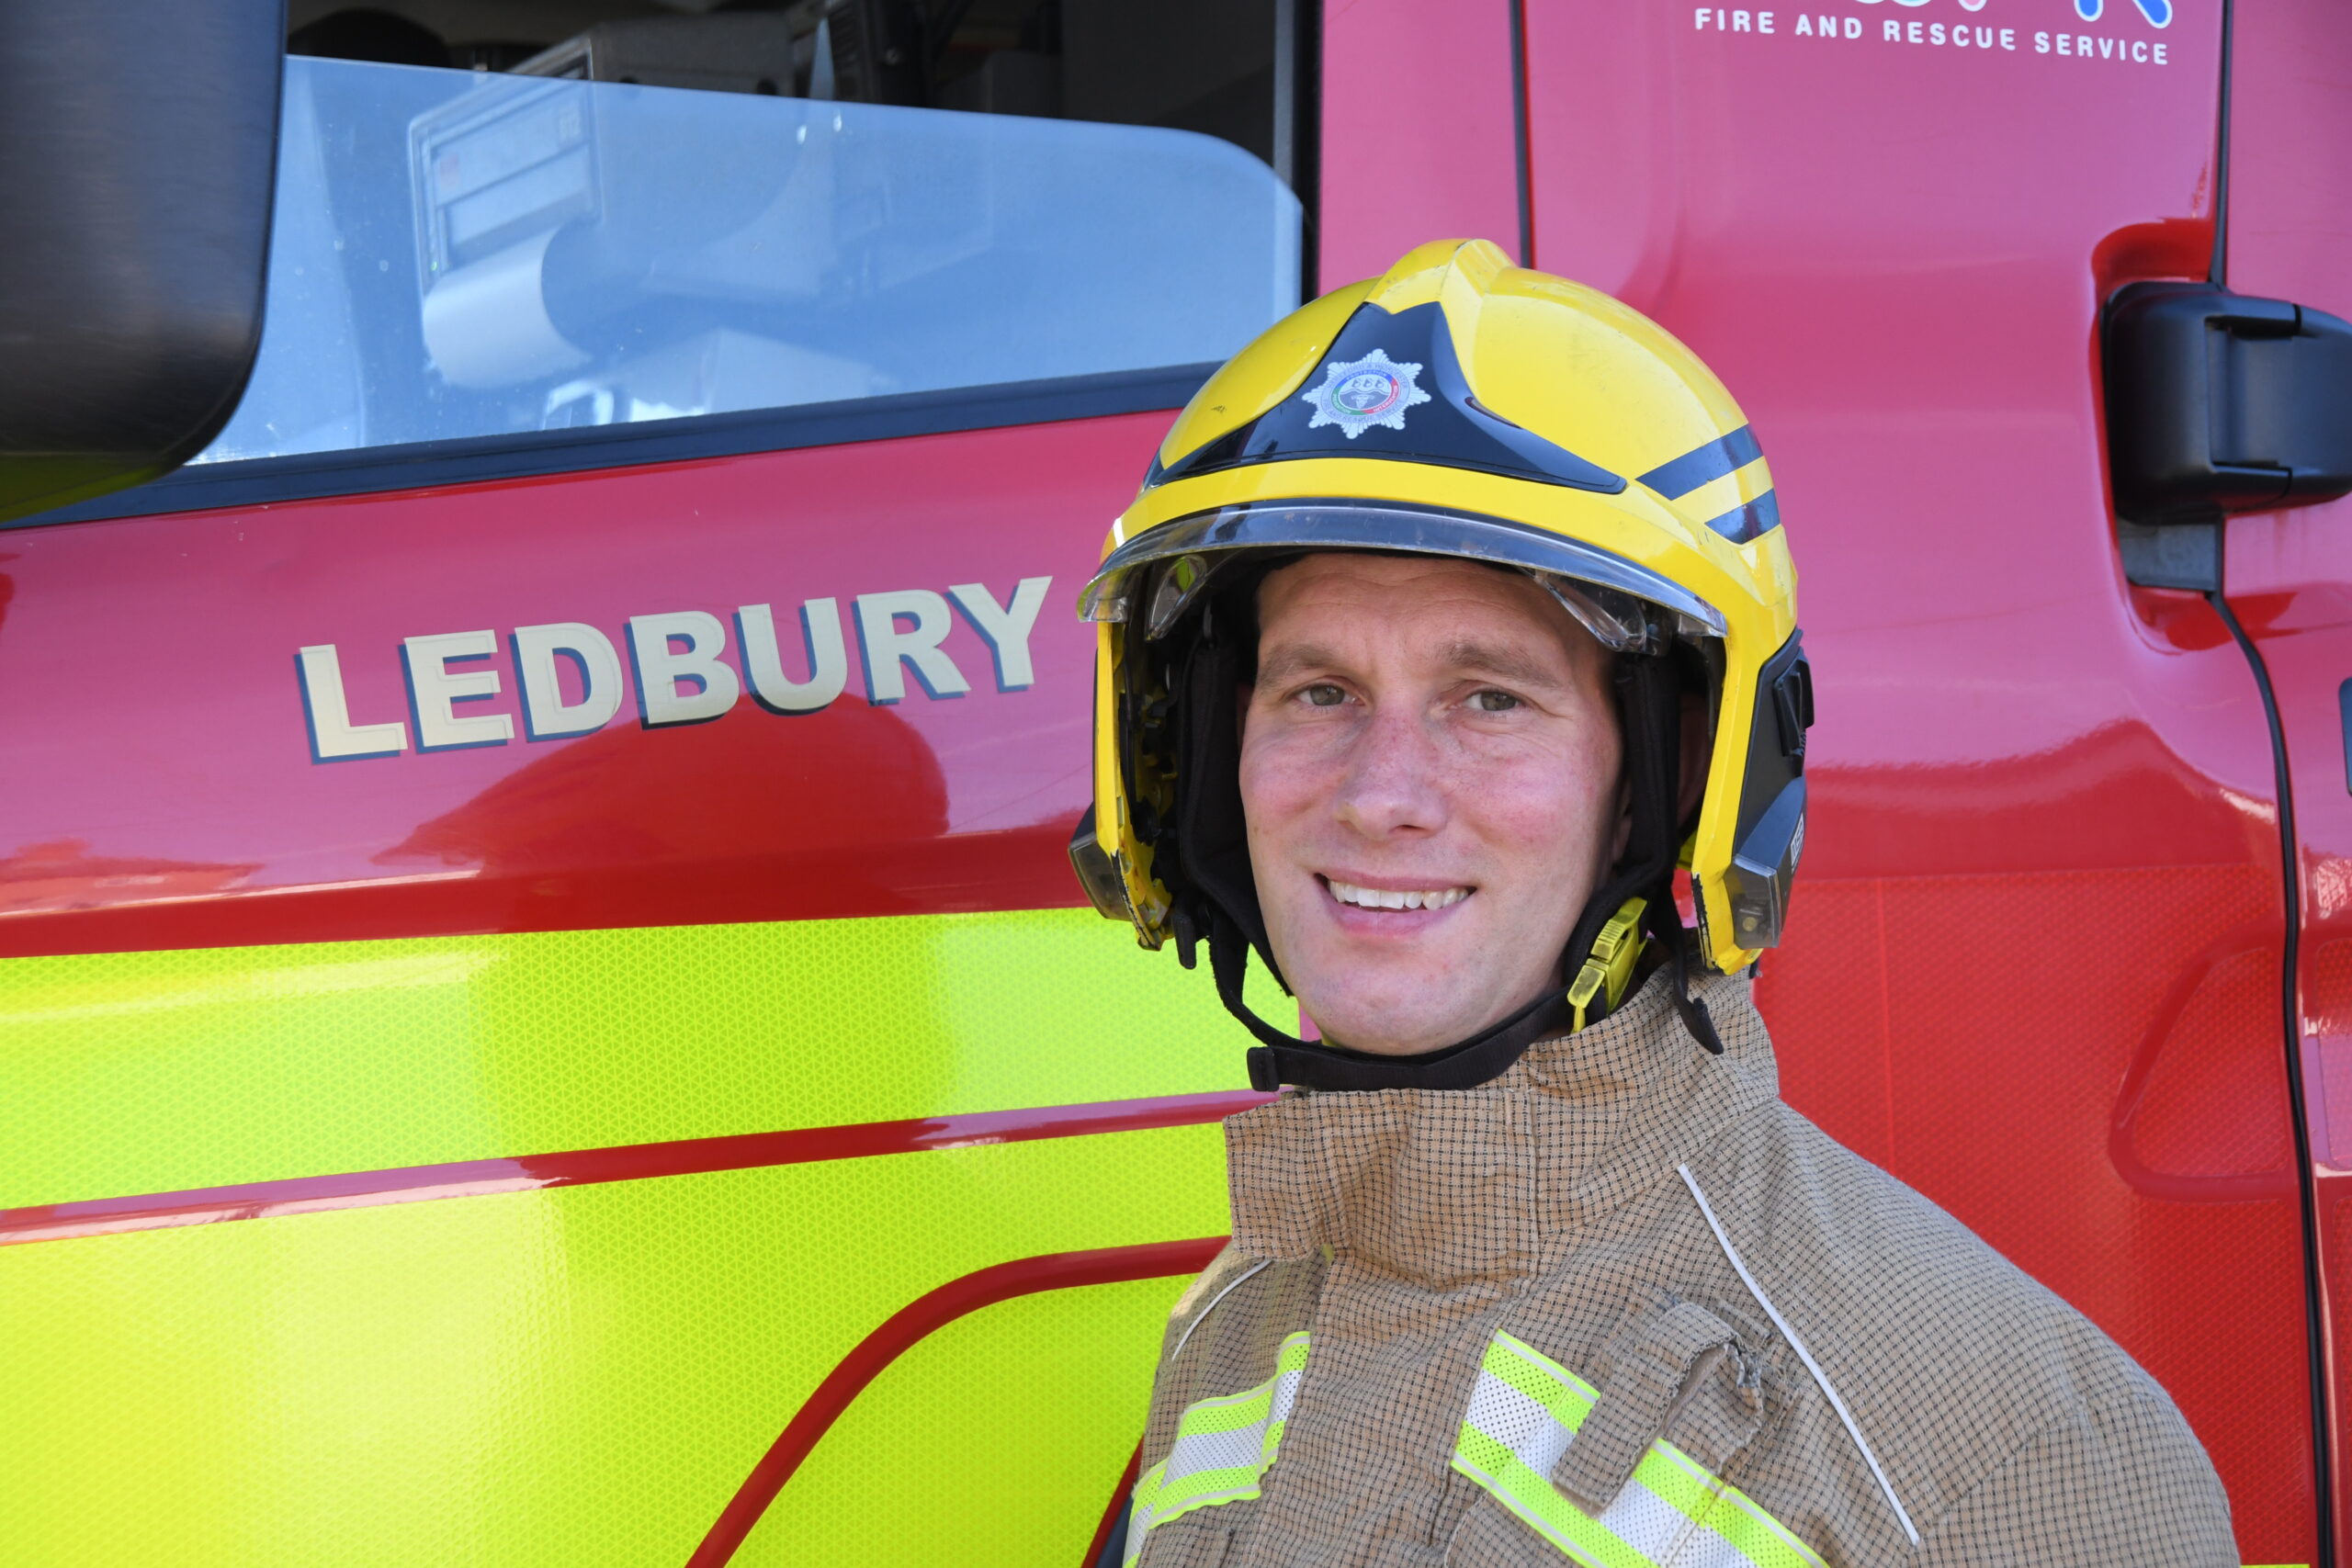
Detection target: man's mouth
<box><xmin>1321</xmin><ymin>876</ymin><xmax>1472</xmax><ymax>912</ymax></box>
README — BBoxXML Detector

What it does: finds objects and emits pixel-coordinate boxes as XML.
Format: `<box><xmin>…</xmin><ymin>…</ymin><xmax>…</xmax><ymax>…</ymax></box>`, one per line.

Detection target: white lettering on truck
<box><xmin>735</xmin><ymin>599</ymin><xmax>849</xmax><ymax>715</ymax></box>
<box><xmin>296</xmin><ymin>644</ymin><xmax>408</xmax><ymax>761</ymax></box>
<box><xmin>511</xmin><ymin>622</ymin><xmax>626</xmax><ymax>739</ymax></box>
<box><xmin>404</xmin><ymin>629</ymin><xmax>514</xmax><ymax>750</ymax></box>
<box><xmin>1699</xmin><ymin>4</ymin><xmax>2159</xmax><ymax>63</ymax></box>
<box><xmin>293</xmin><ymin>575</ymin><xmax>1053</xmax><ymax>761</ymax></box>
<box><xmin>948</xmin><ymin>579</ymin><xmax>1052</xmax><ymax>692</ymax></box>
<box><xmin>628</xmin><ymin>611</ymin><xmax>741</xmax><ymax>727</ymax></box>
<box><xmin>854</xmin><ymin>590</ymin><xmax>972</xmax><ymax>705</ymax></box>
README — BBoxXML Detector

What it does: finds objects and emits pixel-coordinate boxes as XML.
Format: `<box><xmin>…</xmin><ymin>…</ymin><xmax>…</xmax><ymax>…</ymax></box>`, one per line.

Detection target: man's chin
<box><xmin>1300</xmin><ymin>990</ymin><xmax>1489</xmax><ymax>1057</ymax></box>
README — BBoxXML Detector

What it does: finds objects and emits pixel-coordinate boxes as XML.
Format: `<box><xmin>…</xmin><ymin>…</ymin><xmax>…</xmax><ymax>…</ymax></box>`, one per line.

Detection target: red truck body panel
<box><xmin>0</xmin><ymin>415</ymin><xmax>1161</xmax><ymax>955</ymax></box>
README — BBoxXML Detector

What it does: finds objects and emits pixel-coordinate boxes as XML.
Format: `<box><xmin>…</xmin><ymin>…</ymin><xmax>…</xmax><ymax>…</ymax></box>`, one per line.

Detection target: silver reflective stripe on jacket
<box><xmin>1125</xmin><ymin>1332</ymin><xmax>1312</xmax><ymax>1564</ymax></box>
<box><xmin>1452</xmin><ymin>1331</ymin><xmax>1826</xmax><ymax>1568</ymax></box>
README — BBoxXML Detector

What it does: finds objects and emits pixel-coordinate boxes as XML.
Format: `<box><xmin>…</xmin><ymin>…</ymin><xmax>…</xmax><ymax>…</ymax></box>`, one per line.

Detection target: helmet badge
<box><xmin>1301</xmin><ymin>348</ymin><xmax>1430</xmax><ymax>439</ymax></box>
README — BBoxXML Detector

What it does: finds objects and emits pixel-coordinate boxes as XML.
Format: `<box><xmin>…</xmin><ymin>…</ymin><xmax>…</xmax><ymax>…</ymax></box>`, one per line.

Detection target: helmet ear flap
<box><xmin>1556</xmin><ymin>649</ymin><xmax>1721</xmax><ymax>1040</ymax></box>
<box><xmin>1614</xmin><ymin>653</ymin><xmax>1690</xmax><ymax>889</ymax></box>
<box><xmin>1149</xmin><ymin>578</ymin><xmax>1327</xmax><ymax>1069</ymax></box>
<box><xmin>1561</xmin><ymin>653</ymin><xmax>1684</xmax><ymax>968</ymax></box>
<box><xmin>1164</xmin><ymin>582</ymin><xmax>1289</xmax><ymax>999</ymax></box>
<box><xmin>1601</xmin><ymin>650</ymin><xmax>1727</xmax><ymax>1054</ymax></box>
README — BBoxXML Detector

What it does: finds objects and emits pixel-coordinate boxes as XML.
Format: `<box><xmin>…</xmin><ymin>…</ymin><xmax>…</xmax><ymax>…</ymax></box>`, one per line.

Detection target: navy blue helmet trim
<box><xmin>1700</xmin><ymin>489</ymin><xmax>1781</xmax><ymax>544</ymax></box>
<box><xmin>1148</xmin><ymin>301</ymin><xmax>1626</xmax><ymax>496</ymax></box>
<box><xmin>1637</xmin><ymin>424</ymin><xmax>1762</xmax><ymax>500</ymax></box>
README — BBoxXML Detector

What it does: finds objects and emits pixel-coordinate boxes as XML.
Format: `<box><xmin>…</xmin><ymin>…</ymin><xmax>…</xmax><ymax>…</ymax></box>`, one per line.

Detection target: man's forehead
<box><xmin>1252</xmin><ymin>551</ymin><xmax>1599</xmax><ymax>678</ymax></box>
<box><xmin>1261</xmin><ymin>552</ymin><xmax>1589</xmax><ymax>644</ymax></box>
<box><xmin>1258</xmin><ymin>548</ymin><xmax>1521</xmax><ymax>594</ymax></box>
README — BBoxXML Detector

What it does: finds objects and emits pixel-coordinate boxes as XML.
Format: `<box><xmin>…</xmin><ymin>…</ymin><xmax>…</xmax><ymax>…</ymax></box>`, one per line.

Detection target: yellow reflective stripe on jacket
<box><xmin>1125</xmin><ymin>1331</ymin><xmax>1311</xmax><ymax>1562</ymax></box>
<box><xmin>1451</xmin><ymin>1331</ymin><xmax>1826</xmax><ymax>1568</ymax></box>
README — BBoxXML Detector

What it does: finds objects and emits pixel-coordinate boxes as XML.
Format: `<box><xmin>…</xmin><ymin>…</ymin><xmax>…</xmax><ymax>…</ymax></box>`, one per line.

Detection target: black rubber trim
<box><xmin>1091</xmin><ymin>1496</ymin><xmax>1131</xmax><ymax>1568</ymax></box>
<box><xmin>1295</xmin><ymin>0</ymin><xmax>1322</xmax><ymax>303</ymax></box>
<box><xmin>2210</xmin><ymin>0</ymin><xmax>2235</xmax><ymax>285</ymax></box>
<box><xmin>2208</xmin><ymin>0</ymin><xmax>2332</xmax><ymax>1550</ymax></box>
<box><xmin>2214</xmin><ymin>586</ymin><xmax>2336</xmax><ymax>1568</ymax></box>
<box><xmin>5</xmin><ymin>360</ymin><xmax>1220</xmax><ymax>530</ymax></box>
<box><xmin>1509</xmin><ymin>0</ymin><xmax>1533</xmax><ymax>267</ymax></box>
<box><xmin>2339</xmin><ymin>677</ymin><xmax>2352</xmax><ymax>795</ymax></box>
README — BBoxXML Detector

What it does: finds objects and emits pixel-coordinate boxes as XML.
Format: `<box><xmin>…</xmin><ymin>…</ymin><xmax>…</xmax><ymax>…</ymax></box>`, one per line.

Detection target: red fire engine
<box><xmin>0</xmin><ymin>2</ymin><xmax>2346</xmax><ymax>1564</ymax></box>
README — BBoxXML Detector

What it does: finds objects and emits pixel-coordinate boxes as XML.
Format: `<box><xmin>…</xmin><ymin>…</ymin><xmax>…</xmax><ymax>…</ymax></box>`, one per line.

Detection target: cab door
<box><xmin>1499</xmin><ymin>1</ymin><xmax>2312</xmax><ymax>1560</ymax></box>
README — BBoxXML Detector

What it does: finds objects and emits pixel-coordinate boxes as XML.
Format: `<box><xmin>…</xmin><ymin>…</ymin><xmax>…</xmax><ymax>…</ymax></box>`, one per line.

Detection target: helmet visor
<box><xmin>1078</xmin><ymin>501</ymin><xmax>1727</xmax><ymax>653</ymax></box>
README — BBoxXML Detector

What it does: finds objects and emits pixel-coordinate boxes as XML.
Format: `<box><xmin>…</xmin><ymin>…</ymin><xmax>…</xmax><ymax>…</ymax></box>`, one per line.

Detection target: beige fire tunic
<box><xmin>1125</xmin><ymin>969</ymin><xmax>2237</xmax><ymax>1568</ymax></box>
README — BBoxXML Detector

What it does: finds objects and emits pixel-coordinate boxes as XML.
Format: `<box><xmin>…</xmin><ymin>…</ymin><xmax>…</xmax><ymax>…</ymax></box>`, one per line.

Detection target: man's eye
<box><xmin>1470</xmin><ymin>689</ymin><xmax>1521</xmax><ymax>713</ymax></box>
<box><xmin>1302</xmin><ymin>683</ymin><xmax>1347</xmax><ymax>707</ymax></box>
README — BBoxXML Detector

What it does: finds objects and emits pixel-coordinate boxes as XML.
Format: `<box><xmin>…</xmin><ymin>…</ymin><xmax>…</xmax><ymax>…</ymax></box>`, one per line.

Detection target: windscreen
<box><xmin>197</xmin><ymin>54</ymin><xmax>1303</xmax><ymax>462</ymax></box>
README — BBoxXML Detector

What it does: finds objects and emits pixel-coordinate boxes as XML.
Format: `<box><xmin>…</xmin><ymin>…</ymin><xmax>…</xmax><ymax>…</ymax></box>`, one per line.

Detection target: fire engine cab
<box><xmin>0</xmin><ymin>2</ymin><xmax>2346</xmax><ymax>1564</ymax></box>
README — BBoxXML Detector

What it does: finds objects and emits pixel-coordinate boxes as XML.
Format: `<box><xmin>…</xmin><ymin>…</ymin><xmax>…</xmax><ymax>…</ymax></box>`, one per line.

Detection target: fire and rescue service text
<box><xmin>1692</xmin><ymin>8</ymin><xmax>2172</xmax><ymax>65</ymax></box>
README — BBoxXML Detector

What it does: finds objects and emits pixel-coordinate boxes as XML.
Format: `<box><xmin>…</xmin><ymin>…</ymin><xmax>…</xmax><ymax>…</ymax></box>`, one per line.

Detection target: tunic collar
<box><xmin>1221</xmin><ymin>969</ymin><xmax>1778</xmax><ymax>1290</ymax></box>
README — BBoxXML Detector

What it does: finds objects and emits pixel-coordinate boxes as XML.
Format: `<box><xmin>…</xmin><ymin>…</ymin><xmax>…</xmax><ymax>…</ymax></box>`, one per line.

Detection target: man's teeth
<box><xmin>1326</xmin><ymin>879</ymin><xmax>1471</xmax><ymax>911</ymax></box>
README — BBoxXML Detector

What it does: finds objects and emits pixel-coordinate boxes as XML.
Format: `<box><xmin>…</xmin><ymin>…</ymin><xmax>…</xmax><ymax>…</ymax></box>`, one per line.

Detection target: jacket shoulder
<box><xmin>1144</xmin><ymin>1247</ymin><xmax>1327</xmax><ymax>1458</ymax></box>
<box><xmin>1699</xmin><ymin>1103</ymin><xmax>2231</xmax><ymax>1555</ymax></box>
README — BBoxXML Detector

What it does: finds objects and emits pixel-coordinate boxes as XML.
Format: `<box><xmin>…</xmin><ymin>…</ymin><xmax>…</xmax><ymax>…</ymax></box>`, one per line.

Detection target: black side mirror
<box><xmin>0</xmin><ymin>1</ymin><xmax>285</xmax><ymax>525</ymax></box>
<box><xmin>2104</xmin><ymin>280</ymin><xmax>2352</xmax><ymax>528</ymax></box>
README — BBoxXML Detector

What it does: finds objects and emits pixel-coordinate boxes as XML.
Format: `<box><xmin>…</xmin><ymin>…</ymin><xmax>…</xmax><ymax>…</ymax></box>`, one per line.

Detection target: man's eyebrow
<box><xmin>1436</xmin><ymin>639</ymin><xmax>1570</xmax><ymax>690</ymax></box>
<box><xmin>1254</xmin><ymin>641</ymin><xmax>1349</xmax><ymax>690</ymax></box>
<box><xmin>1253</xmin><ymin>638</ymin><xmax>1569</xmax><ymax>691</ymax></box>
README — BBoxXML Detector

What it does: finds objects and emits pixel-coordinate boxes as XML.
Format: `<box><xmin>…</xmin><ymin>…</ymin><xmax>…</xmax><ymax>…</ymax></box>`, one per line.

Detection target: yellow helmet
<box><xmin>1071</xmin><ymin>239</ymin><xmax>1811</xmax><ymax>1084</ymax></box>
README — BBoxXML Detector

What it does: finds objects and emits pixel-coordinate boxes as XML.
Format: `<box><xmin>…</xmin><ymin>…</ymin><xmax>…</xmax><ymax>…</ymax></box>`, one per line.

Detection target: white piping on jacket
<box><xmin>1677</xmin><ymin>1163</ymin><xmax>1922</xmax><ymax>1547</ymax></box>
<box><xmin>1169</xmin><ymin>1258</ymin><xmax>1273</xmax><ymax>1362</ymax></box>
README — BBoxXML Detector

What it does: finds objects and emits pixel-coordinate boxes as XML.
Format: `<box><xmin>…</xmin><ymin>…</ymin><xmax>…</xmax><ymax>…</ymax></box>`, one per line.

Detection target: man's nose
<box><xmin>1333</xmin><ymin>706</ymin><xmax>1449</xmax><ymax>838</ymax></box>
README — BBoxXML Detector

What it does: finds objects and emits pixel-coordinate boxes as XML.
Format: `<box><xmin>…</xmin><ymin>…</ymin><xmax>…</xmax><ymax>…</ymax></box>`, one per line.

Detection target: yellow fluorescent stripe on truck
<box><xmin>0</xmin><ymin>907</ymin><xmax>1284</xmax><ymax>1209</ymax></box>
<box><xmin>2</xmin><ymin>1130</ymin><xmax>1218</xmax><ymax>1565</ymax></box>
<box><xmin>0</xmin><ymin>908</ymin><xmax>1288</xmax><ymax>1566</ymax></box>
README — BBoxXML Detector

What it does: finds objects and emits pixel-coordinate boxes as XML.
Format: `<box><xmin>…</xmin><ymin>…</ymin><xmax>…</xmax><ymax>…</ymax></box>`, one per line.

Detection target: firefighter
<box><xmin>1071</xmin><ymin>240</ymin><xmax>2236</xmax><ymax>1567</ymax></box>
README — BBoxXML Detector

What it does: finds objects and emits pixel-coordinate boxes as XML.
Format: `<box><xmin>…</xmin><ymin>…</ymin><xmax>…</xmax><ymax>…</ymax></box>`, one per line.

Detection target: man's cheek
<box><xmin>1481</xmin><ymin>790</ymin><xmax>1603</xmax><ymax>859</ymax></box>
<box><xmin>1248</xmin><ymin>767</ymin><xmax>1340</xmax><ymax>833</ymax></box>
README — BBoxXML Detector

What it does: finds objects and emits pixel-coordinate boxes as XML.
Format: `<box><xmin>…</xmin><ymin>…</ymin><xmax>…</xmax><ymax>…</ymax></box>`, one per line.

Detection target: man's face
<box><xmin>1239</xmin><ymin>553</ymin><xmax>1625</xmax><ymax>1056</ymax></box>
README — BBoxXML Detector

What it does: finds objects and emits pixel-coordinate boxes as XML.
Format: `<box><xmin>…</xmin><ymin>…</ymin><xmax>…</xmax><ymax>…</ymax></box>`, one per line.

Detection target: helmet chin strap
<box><xmin>1172</xmin><ymin>640</ymin><xmax>1723</xmax><ymax>1093</ymax></box>
<box><xmin>1207</xmin><ymin>902</ymin><xmax>1582</xmax><ymax>1093</ymax></box>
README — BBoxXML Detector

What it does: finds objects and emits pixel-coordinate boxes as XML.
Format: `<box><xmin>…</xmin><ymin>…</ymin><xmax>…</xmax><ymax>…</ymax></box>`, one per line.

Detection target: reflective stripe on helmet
<box><xmin>1125</xmin><ymin>1331</ymin><xmax>1311</xmax><ymax>1562</ymax></box>
<box><xmin>1451</xmin><ymin>1331</ymin><xmax>1826</xmax><ymax>1568</ymax></box>
<box><xmin>1636</xmin><ymin>425</ymin><xmax>1765</xmax><ymax>502</ymax></box>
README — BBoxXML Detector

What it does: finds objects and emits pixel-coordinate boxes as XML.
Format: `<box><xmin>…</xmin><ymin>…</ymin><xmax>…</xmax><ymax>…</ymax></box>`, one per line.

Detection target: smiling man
<box><xmin>1070</xmin><ymin>241</ymin><xmax>2235</xmax><ymax>1568</ymax></box>
<box><xmin>1238</xmin><ymin>553</ymin><xmax>1627</xmax><ymax>1058</ymax></box>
